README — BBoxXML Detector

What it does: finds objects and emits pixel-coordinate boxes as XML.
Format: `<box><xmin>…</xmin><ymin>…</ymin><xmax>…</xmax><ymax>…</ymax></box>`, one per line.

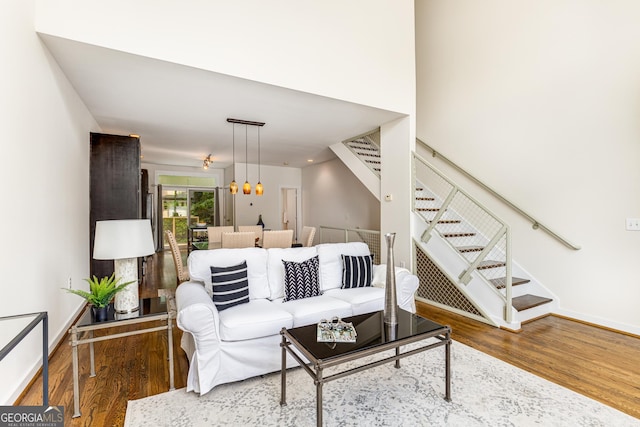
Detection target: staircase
<box><xmin>412</xmin><ymin>163</ymin><xmax>557</xmax><ymax>330</ymax></box>
<box><xmin>332</xmin><ymin>132</ymin><xmax>556</xmax><ymax>330</ymax></box>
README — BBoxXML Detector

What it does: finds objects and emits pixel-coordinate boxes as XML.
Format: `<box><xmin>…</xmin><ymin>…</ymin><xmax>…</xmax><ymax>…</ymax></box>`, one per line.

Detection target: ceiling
<box><xmin>40</xmin><ymin>34</ymin><xmax>404</xmax><ymax>170</ymax></box>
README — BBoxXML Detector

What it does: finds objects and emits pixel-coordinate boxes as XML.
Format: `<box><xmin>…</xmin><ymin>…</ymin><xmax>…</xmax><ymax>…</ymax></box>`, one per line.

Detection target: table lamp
<box><xmin>93</xmin><ymin>219</ymin><xmax>155</xmax><ymax>313</ymax></box>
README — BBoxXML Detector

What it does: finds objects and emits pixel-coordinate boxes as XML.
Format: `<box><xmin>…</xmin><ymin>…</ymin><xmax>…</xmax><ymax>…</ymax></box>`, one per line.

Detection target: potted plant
<box><xmin>63</xmin><ymin>273</ymin><xmax>134</xmax><ymax>321</ymax></box>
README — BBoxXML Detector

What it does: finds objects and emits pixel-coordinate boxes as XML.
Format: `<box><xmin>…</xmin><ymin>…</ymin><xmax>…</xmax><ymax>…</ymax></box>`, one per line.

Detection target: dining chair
<box><xmin>221</xmin><ymin>231</ymin><xmax>256</xmax><ymax>248</ymax></box>
<box><xmin>238</xmin><ymin>225</ymin><xmax>263</xmax><ymax>246</ymax></box>
<box><xmin>207</xmin><ymin>226</ymin><xmax>234</xmax><ymax>244</ymax></box>
<box><xmin>164</xmin><ymin>230</ymin><xmax>190</xmax><ymax>285</ymax></box>
<box><xmin>300</xmin><ymin>226</ymin><xmax>316</xmax><ymax>247</ymax></box>
<box><xmin>262</xmin><ymin>229</ymin><xmax>294</xmax><ymax>249</ymax></box>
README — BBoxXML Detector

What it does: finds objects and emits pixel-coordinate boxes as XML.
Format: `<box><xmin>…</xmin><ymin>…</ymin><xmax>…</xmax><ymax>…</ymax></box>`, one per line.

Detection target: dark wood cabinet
<box><xmin>90</xmin><ymin>133</ymin><xmax>141</xmax><ymax>279</ymax></box>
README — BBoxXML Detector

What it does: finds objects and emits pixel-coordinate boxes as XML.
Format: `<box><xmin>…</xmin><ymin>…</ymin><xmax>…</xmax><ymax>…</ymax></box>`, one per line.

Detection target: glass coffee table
<box><xmin>68</xmin><ymin>297</ymin><xmax>175</xmax><ymax>418</ymax></box>
<box><xmin>280</xmin><ymin>310</ymin><xmax>451</xmax><ymax>426</ymax></box>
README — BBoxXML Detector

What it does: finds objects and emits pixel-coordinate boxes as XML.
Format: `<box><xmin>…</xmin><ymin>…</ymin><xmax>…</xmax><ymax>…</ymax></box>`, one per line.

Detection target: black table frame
<box><xmin>280</xmin><ymin>310</ymin><xmax>451</xmax><ymax>426</ymax></box>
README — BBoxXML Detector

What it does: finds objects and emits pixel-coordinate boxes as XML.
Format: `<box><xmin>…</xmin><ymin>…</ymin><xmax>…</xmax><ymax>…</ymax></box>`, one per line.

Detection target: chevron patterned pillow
<box><xmin>341</xmin><ymin>254</ymin><xmax>373</xmax><ymax>289</ymax></box>
<box><xmin>282</xmin><ymin>255</ymin><xmax>320</xmax><ymax>302</ymax></box>
<box><xmin>210</xmin><ymin>261</ymin><xmax>250</xmax><ymax>311</ymax></box>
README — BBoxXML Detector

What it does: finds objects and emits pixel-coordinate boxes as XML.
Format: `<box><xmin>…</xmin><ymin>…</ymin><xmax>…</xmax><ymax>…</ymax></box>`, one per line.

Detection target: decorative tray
<box><xmin>317</xmin><ymin>317</ymin><xmax>357</xmax><ymax>343</ymax></box>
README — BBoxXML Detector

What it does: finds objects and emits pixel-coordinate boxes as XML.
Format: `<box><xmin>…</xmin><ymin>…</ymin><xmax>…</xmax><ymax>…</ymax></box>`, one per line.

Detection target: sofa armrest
<box><xmin>372</xmin><ymin>264</ymin><xmax>419</xmax><ymax>313</ymax></box>
<box><xmin>175</xmin><ymin>281</ymin><xmax>223</xmax><ymax>394</ymax></box>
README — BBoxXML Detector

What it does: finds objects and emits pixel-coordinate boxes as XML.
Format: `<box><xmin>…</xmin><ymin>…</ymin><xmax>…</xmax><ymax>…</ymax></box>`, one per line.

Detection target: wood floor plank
<box><xmin>416</xmin><ymin>302</ymin><xmax>640</xmax><ymax>420</ymax></box>
<box><xmin>15</xmin><ymin>250</ymin><xmax>640</xmax><ymax>424</ymax></box>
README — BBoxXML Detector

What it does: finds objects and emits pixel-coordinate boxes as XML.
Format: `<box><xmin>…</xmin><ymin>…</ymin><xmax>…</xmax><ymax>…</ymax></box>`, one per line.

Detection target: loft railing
<box><xmin>413</xmin><ymin>153</ymin><xmax>513</xmax><ymax>323</ymax></box>
<box><xmin>342</xmin><ymin>128</ymin><xmax>381</xmax><ymax>178</ymax></box>
<box><xmin>418</xmin><ymin>139</ymin><xmax>581</xmax><ymax>251</ymax></box>
<box><xmin>318</xmin><ymin>226</ymin><xmax>381</xmax><ymax>265</ymax></box>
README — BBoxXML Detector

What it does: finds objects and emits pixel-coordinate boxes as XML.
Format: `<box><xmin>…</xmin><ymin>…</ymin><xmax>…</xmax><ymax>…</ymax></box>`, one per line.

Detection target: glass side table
<box><xmin>68</xmin><ymin>297</ymin><xmax>175</xmax><ymax>418</ymax></box>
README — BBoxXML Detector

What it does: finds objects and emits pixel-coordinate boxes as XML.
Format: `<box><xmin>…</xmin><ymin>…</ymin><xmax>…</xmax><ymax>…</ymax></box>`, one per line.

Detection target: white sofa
<box><xmin>175</xmin><ymin>242</ymin><xmax>419</xmax><ymax>395</ymax></box>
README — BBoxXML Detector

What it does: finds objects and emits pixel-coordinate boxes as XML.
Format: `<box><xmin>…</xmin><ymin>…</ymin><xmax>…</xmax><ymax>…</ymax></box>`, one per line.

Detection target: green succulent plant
<box><xmin>63</xmin><ymin>273</ymin><xmax>134</xmax><ymax>308</ymax></box>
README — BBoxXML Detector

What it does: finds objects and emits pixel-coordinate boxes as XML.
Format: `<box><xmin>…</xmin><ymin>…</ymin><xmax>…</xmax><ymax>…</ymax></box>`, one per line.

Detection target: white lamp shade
<box><xmin>93</xmin><ymin>219</ymin><xmax>155</xmax><ymax>260</ymax></box>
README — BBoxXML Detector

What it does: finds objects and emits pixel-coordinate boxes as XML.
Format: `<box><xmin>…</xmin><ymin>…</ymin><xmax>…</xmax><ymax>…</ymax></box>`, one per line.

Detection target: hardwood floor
<box><xmin>16</xmin><ymin>249</ymin><xmax>640</xmax><ymax>425</ymax></box>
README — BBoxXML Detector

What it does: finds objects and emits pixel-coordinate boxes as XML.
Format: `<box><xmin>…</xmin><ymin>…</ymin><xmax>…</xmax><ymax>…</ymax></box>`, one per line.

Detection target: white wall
<box><xmin>380</xmin><ymin>117</ymin><xmax>415</xmax><ymax>268</ymax></box>
<box><xmin>0</xmin><ymin>1</ymin><xmax>99</xmax><ymax>404</ymax></box>
<box><xmin>416</xmin><ymin>0</ymin><xmax>640</xmax><ymax>333</ymax></box>
<box><xmin>302</xmin><ymin>159</ymin><xmax>380</xmax><ymax>235</ymax></box>
<box><xmin>34</xmin><ymin>0</ymin><xmax>416</xmax><ymax>114</ymax></box>
<box><xmin>233</xmin><ymin>163</ymin><xmax>301</xmax><ymax>236</ymax></box>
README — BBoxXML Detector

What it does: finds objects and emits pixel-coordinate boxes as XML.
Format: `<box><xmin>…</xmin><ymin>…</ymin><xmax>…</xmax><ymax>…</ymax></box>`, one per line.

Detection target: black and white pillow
<box><xmin>341</xmin><ymin>254</ymin><xmax>373</xmax><ymax>289</ymax></box>
<box><xmin>210</xmin><ymin>261</ymin><xmax>250</xmax><ymax>311</ymax></box>
<box><xmin>282</xmin><ymin>255</ymin><xmax>320</xmax><ymax>302</ymax></box>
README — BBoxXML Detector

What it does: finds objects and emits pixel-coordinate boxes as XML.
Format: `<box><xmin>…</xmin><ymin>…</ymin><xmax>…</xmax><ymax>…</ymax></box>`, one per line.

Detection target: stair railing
<box><xmin>418</xmin><ymin>139</ymin><xmax>581</xmax><ymax>251</ymax></box>
<box><xmin>413</xmin><ymin>152</ymin><xmax>513</xmax><ymax>323</ymax></box>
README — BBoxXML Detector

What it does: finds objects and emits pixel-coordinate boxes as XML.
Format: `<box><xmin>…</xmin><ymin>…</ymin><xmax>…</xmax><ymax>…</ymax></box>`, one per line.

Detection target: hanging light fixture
<box><xmin>226</xmin><ymin>118</ymin><xmax>265</xmax><ymax>195</ymax></box>
<box><xmin>255</xmin><ymin>126</ymin><xmax>263</xmax><ymax>196</ymax></box>
<box><xmin>242</xmin><ymin>124</ymin><xmax>251</xmax><ymax>194</ymax></box>
<box><xmin>203</xmin><ymin>154</ymin><xmax>212</xmax><ymax>169</ymax></box>
<box><xmin>229</xmin><ymin>124</ymin><xmax>238</xmax><ymax>194</ymax></box>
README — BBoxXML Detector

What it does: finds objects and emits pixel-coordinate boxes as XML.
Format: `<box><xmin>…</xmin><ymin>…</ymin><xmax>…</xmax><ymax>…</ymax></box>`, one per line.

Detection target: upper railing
<box><xmin>413</xmin><ymin>153</ymin><xmax>513</xmax><ymax>323</ymax></box>
<box><xmin>318</xmin><ymin>225</ymin><xmax>381</xmax><ymax>265</ymax></box>
<box><xmin>418</xmin><ymin>139</ymin><xmax>581</xmax><ymax>251</ymax></box>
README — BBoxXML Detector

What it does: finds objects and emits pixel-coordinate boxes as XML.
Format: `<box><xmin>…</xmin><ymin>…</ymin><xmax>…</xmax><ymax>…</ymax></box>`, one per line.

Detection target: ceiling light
<box><xmin>227</xmin><ymin>118</ymin><xmax>266</xmax><ymax>196</ymax></box>
<box><xmin>203</xmin><ymin>154</ymin><xmax>212</xmax><ymax>169</ymax></box>
<box><xmin>243</xmin><ymin>124</ymin><xmax>251</xmax><ymax>194</ymax></box>
<box><xmin>230</xmin><ymin>125</ymin><xmax>238</xmax><ymax>194</ymax></box>
<box><xmin>307</xmin><ymin>159</ymin><xmax>313</xmax><ymax>163</ymax></box>
<box><xmin>255</xmin><ymin>126</ymin><xmax>263</xmax><ymax>196</ymax></box>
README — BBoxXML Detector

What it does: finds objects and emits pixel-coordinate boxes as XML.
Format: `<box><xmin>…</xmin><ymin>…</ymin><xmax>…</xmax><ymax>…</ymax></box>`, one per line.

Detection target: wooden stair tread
<box><xmin>434</xmin><ymin>219</ymin><xmax>461</xmax><ymax>224</ymax></box>
<box><xmin>489</xmin><ymin>277</ymin><xmax>531</xmax><ymax>289</ymax></box>
<box><xmin>443</xmin><ymin>232</ymin><xmax>476</xmax><ymax>238</ymax></box>
<box><xmin>456</xmin><ymin>245</ymin><xmax>484</xmax><ymax>253</ymax></box>
<box><xmin>417</xmin><ymin>208</ymin><xmax>441</xmax><ymax>212</ymax></box>
<box><xmin>512</xmin><ymin>294</ymin><xmax>553</xmax><ymax>311</ymax></box>
<box><xmin>477</xmin><ymin>260</ymin><xmax>506</xmax><ymax>269</ymax></box>
<box><xmin>416</xmin><ymin>197</ymin><xmax>435</xmax><ymax>201</ymax></box>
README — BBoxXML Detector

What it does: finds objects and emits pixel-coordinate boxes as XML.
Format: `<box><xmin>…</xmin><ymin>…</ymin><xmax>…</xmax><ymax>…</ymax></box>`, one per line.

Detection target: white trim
<box><xmin>553</xmin><ymin>308</ymin><xmax>640</xmax><ymax>337</ymax></box>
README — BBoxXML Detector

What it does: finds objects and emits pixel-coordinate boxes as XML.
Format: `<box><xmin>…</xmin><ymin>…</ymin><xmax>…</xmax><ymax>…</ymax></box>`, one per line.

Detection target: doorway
<box><xmin>160</xmin><ymin>187</ymin><xmax>220</xmax><ymax>247</ymax></box>
<box><xmin>281</xmin><ymin>187</ymin><xmax>298</xmax><ymax>241</ymax></box>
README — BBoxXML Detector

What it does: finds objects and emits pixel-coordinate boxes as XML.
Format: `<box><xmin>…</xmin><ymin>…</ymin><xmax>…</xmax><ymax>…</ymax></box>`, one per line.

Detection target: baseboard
<box><xmin>552</xmin><ymin>309</ymin><xmax>640</xmax><ymax>339</ymax></box>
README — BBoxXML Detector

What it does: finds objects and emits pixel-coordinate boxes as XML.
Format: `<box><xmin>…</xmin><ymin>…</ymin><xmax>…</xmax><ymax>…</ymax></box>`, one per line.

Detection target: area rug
<box><xmin>124</xmin><ymin>340</ymin><xmax>639</xmax><ymax>427</ymax></box>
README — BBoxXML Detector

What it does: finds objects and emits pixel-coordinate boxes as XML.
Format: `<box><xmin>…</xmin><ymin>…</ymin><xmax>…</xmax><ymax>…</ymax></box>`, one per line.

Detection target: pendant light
<box><xmin>226</xmin><ymin>118</ymin><xmax>265</xmax><ymax>195</ymax></box>
<box><xmin>255</xmin><ymin>126</ymin><xmax>264</xmax><ymax>196</ymax></box>
<box><xmin>229</xmin><ymin>124</ymin><xmax>238</xmax><ymax>194</ymax></box>
<box><xmin>243</xmin><ymin>124</ymin><xmax>251</xmax><ymax>194</ymax></box>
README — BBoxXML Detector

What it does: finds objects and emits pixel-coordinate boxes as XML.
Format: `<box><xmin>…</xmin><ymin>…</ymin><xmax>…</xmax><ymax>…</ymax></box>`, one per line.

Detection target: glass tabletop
<box><xmin>75</xmin><ymin>297</ymin><xmax>169</xmax><ymax>328</ymax></box>
<box><xmin>286</xmin><ymin>310</ymin><xmax>447</xmax><ymax>361</ymax></box>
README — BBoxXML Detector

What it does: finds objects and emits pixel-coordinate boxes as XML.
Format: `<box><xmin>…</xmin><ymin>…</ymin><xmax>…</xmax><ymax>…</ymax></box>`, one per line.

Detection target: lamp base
<box><xmin>114</xmin><ymin>258</ymin><xmax>140</xmax><ymax>313</ymax></box>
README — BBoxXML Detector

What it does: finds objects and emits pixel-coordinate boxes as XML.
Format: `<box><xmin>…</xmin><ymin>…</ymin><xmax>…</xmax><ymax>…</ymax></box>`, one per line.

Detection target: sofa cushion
<box><xmin>188</xmin><ymin>248</ymin><xmax>270</xmax><ymax>300</ymax></box>
<box><xmin>275</xmin><ymin>294</ymin><xmax>353</xmax><ymax>327</ymax></box>
<box><xmin>218</xmin><ymin>299</ymin><xmax>293</xmax><ymax>341</ymax></box>
<box><xmin>210</xmin><ymin>261</ymin><xmax>250</xmax><ymax>311</ymax></box>
<box><xmin>317</xmin><ymin>242</ymin><xmax>371</xmax><ymax>292</ymax></box>
<box><xmin>282</xmin><ymin>255</ymin><xmax>321</xmax><ymax>302</ymax></box>
<box><xmin>267</xmin><ymin>247</ymin><xmax>318</xmax><ymax>300</ymax></box>
<box><xmin>341</xmin><ymin>254</ymin><xmax>373</xmax><ymax>289</ymax></box>
<box><xmin>324</xmin><ymin>287</ymin><xmax>385</xmax><ymax>316</ymax></box>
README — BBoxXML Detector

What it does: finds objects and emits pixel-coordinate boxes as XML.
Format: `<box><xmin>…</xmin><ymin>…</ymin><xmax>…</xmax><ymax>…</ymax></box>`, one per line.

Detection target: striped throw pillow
<box><xmin>210</xmin><ymin>261</ymin><xmax>250</xmax><ymax>311</ymax></box>
<box><xmin>341</xmin><ymin>254</ymin><xmax>373</xmax><ymax>289</ymax></box>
